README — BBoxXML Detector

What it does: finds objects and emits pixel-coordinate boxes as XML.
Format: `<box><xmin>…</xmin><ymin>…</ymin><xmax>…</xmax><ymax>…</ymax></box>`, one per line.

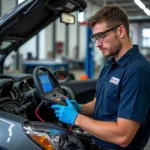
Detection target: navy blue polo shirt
<box><xmin>93</xmin><ymin>45</ymin><xmax>150</xmax><ymax>149</ymax></box>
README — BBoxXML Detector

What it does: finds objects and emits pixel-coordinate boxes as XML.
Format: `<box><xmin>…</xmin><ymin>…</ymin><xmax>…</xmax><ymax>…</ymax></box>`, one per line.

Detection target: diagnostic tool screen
<box><xmin>39</xmin><ymin>74</ymin><xmax>53</xmax><ymax>93</ymax></box>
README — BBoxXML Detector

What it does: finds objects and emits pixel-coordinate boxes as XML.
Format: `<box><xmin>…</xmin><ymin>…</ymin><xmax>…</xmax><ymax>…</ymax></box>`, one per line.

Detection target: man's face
<box><xmin>92</xmin><ymin>22</ymin><xmax>122</xmax><ymax>58</ymax></box>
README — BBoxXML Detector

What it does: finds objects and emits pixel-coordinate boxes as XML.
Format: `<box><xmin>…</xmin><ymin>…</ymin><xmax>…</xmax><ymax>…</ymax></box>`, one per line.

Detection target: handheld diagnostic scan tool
<box><xmin>33</xmin><ymin>67</ymin><xmax>67</xmax><ymax>106</ymax></box>
<box><xmin>39</xmin><ymin>74</ymin><xmax>53</xmax><ymax>93</ymax></box>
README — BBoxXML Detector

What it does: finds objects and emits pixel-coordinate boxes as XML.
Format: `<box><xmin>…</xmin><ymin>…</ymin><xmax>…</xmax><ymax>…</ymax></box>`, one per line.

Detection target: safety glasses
<box><xmin>90</xmin><ymin>25</ymin><xmax>121</xmax><ymax>43</ymax></box>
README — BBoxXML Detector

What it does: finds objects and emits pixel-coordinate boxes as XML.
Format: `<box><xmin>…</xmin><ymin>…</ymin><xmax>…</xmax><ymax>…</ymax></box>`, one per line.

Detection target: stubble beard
<box><xmin>103</xmin><ymin>36</ymin><xmax>122</xmax><ymax>59</ymax></box>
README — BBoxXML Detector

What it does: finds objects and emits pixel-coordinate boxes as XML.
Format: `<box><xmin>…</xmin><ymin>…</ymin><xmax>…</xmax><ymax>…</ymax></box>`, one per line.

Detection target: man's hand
<box><xmin>51</xmin><ymin>98</ymin><xmax>79</xmax><ymax>125</ymax></box>
<box><xmin>70</xmin><ymin>100</ymin><xmax>81</xmax><ymax>112</ymax></box>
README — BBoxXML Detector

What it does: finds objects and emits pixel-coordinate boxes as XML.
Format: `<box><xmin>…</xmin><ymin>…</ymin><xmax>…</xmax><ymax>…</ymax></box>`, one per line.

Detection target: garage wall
<box><xmin>44</xmin><ymin>1</ymin><xmax>103</xmax><ymax>61</ymax></box>
<box><xmin>1</xmin><ymin>0</ymin><xmax>105</xmax><ymax>63</ymax></box>
<box><xmin>39</xmin><ymin>29</ymin><xmax>46</xmax><ymax>59</ymax></box>
<box><xmin>130</xmin><ymin>23</ymin><xmax>140</xmax><ymax>45</ymax></box>
<box><xmin>45</xmin><ymin>24</ymin><xmax>53</xmax><ymax>57</ymax></box>
<box><xmin>19</xmin><ymin>36</ymin><xmax>37</xmax><ymax>59</ymax></box>
<box><xmin>139</xmin><ymin>23</ymin><xmax>150</xmax><ymax>47</ymax></box>
<box><xmin>79</xmin><ymin>25</ymin><xmax>86</xmax><ymax>60</ymax></box>
<box><xmin>55</xmin><ymin>16</ymin><xmax>66</xmax><ymax>58</ymax></box>
<box><xmin>45</xmin><ymin>12</ymin><xmax>78</xmax><ymax>60</ymax></box>
<box><xmin>131</xmin><ymin>22</ymin><xmax>150</xmax><ymax>58</ymax></box>
<box><xmin>68</xmin><ymin>12</ymin><xmax>78</xmax><ymax>59</ymax></box>
<box><xmin>1</xmin><ymin>0</ymin><xmax>147</xmax><ymax>68</ymax></box>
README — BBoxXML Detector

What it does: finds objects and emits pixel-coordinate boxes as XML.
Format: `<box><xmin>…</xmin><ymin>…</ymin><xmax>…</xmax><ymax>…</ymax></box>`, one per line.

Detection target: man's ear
<box><xmin>118</xmin><ymin>25</ymin><xmax>126</xmax><ymax>39</ymax></box>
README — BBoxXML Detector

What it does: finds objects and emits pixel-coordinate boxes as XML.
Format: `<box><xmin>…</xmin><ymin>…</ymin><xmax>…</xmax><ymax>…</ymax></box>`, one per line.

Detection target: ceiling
<box><xmin>87</xmin><ymin>0</ymin><xmax>150</xmax><ymax>17</ymax></box>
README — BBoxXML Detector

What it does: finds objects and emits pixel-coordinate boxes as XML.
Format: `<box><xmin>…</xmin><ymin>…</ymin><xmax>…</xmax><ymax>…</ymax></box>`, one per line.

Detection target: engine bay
<box><xmin>0</xmin><ymin>68</ymin><xmax>72</xmax><ymax>121</ymax></box>
<box><xmin>0</xmin><ymin>67</ymin><xmax>94</xmax><ymax>150</ymax></box>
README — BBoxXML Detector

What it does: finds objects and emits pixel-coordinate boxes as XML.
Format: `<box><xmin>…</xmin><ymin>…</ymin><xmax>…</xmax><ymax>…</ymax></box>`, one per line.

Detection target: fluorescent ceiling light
<box><xmin>134</xmin><ymin>0</ymin><xmax>150</xmax><ymax>16</ymax></box>
<box><xmin>18</xmin><ymin>0</ymin><xmax>25</xmax><ymax>4</ymax></box>
<box><xmin>144</xmin><ymin>8</ymin><xmax>150</xmax><ymax>16</ymax></box>
<box><xmin>134</xmin><ymin>0</ymin><xmax>146</xmax><ymax>9</ymax></box>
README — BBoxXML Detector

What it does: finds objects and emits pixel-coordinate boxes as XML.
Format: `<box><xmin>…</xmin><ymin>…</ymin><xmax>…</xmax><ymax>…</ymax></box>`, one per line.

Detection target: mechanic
<box><xmin>51</xmin><ymin>5</ymin><xmax>150</xmax><ymax>150</ymax></box>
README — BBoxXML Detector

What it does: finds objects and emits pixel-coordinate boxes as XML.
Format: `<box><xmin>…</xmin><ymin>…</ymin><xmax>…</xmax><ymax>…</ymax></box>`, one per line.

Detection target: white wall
<box><xmin>68</xmin><ymin>12</ymin><xmax>78</xmax><ymax>59</ymax></box>
<box><xmin>80</xmin><ymin>25</ymin><xmax>86</xmax><ymax>60</ymax></box>
<box><xmin>56</xmin><ymin>18</ymin><xmax>65</xmax><ymax>57</ymax></box>
<box><xmin>39</xmin><ymin>29</ymin><xmax>46</xmax><ymax>59</ymax></box>
<box><xmin>45</xmin><ymin>24</ymin><xmax>53</xmax><ymax>56</ymax></box>
<box><xmin>19</xmin><ymin>37</ymin><xmax>37</xmax><ymax>59</ymax></box>
<box><xmin>130</xmin><ymin>23</ymin><xmax>140</xmax><ymax>45</ymax></box>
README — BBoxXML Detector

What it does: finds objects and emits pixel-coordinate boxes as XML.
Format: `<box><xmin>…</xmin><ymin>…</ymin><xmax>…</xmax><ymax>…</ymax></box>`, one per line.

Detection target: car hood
<box><xmin>0</xmin><ymin>0</ymin><xmax>87</xmax><ymax>55</ymax></box>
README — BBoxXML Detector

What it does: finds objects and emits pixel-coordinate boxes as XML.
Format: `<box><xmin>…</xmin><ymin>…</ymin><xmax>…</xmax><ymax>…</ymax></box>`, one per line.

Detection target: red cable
<box><xmin>35</xmin><ymin>107</ymin><xmax>73</xmax><ymax>132</ymax></box>
<box><xmin>69</xmin><ymin>125</ymin><xmax>73</xmax><ymax>131</ymax></box>
<box><xmin>35</xmin><ymin>107</ymin><xmax>45</xmax><ymax>122</ymax></box>
<box><xmin>35</xmin><ymin>100</ymin><xmax>73</xmax><ymax>132</ymax></box>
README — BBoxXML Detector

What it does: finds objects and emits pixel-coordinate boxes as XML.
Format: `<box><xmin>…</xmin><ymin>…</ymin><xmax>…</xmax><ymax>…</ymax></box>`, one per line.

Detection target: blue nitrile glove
<box><xmin>51</xmin><ymin>98</ymin><xmax>79</xmax><ymax>125</ymax></box>
<box><xmin>70</xmin><ymin>100</ymin><xmax>81</xmax><ymax>112</ymax></box>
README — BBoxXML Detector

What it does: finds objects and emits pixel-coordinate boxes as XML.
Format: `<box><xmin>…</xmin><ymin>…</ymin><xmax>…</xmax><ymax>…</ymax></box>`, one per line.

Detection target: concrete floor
<box><xmin>72</xmin><ymin>69</ymin><xmax>150</xmax><ymax>149</ymax></box>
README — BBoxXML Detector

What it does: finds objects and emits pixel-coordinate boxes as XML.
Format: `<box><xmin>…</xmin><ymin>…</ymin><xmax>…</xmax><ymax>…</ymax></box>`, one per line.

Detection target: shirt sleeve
<box><xmin>118</xmin><ymin>68</ymin><xmax>150</xmax><ymax>123</ymax></box>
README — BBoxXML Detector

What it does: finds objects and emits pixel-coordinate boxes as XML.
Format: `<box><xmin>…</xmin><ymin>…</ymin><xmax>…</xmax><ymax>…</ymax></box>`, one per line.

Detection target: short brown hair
<box><xmin>88</xmin><ymin>5</ymin><xmax>130</xmax><ymax>37</ymax></box>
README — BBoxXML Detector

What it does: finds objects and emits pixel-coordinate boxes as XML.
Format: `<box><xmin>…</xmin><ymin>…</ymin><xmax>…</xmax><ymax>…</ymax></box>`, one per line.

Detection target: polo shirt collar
<box><xmin>108</xmin><ymin>45</ymin><xmax>139</xmax><ymax>67</ymax></box>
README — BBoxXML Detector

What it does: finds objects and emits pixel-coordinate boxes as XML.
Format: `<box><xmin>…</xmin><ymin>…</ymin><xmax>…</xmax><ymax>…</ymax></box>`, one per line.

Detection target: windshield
<box><xmin>0</xmin><ymin>0</ymin><xmax>32</xmax><ymax>53</ymax></box>
<box><xmin>0</xmin><ymin>42</ymin><xmax>14</xmax><ymax>50</ymax></box>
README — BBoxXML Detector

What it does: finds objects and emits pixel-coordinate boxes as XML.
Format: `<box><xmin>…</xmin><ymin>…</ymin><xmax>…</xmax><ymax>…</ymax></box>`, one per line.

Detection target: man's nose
<box><xmin>95</xmin><ymin>40</ymin><xmax>103</xmax><ymax>47</ymax></box>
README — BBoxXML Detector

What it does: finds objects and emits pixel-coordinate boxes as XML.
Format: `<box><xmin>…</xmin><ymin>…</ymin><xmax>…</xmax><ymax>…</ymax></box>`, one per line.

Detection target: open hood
<box><xmin>0</xmin><ymin>0</ymin><xmax>87</xmax><ymax>55</ymax></box>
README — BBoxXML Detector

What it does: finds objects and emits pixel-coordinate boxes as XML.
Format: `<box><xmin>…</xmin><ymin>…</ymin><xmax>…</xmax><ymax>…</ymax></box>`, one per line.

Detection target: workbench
<box><xmin>23</xmin><ymin>60</ymin><xmax>69</xmax><ymax>73</ymax></box>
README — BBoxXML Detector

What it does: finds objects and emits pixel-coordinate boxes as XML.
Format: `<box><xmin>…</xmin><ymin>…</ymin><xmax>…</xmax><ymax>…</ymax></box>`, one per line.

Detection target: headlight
<box><xmin>23</xmin><ymin>122</ymin><xmax>84</xmax><ymax>150</ymax></box>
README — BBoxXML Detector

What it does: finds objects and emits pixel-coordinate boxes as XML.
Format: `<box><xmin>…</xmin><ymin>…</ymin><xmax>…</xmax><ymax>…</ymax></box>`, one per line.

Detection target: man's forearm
<box><xmin>75</xmin><ymin>114</ymin><xmax>122</xmax><ymax>144</ymax></box>
<box><xmin>74</xmin><ymin>114</ymin><xmax>140</xmax><ymax>147</ymax></box>
<box><xmin>80</xmin><ymin>98</ymin><xmax>96</xmax><ymax>116</ymax></box>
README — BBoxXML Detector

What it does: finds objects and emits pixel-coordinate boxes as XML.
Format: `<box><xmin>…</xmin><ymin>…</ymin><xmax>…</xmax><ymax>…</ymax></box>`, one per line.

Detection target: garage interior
<box><xmin>0</xmin><ymin>0</ymin><xmax>150</xmax><ymax>149</ymax></box>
